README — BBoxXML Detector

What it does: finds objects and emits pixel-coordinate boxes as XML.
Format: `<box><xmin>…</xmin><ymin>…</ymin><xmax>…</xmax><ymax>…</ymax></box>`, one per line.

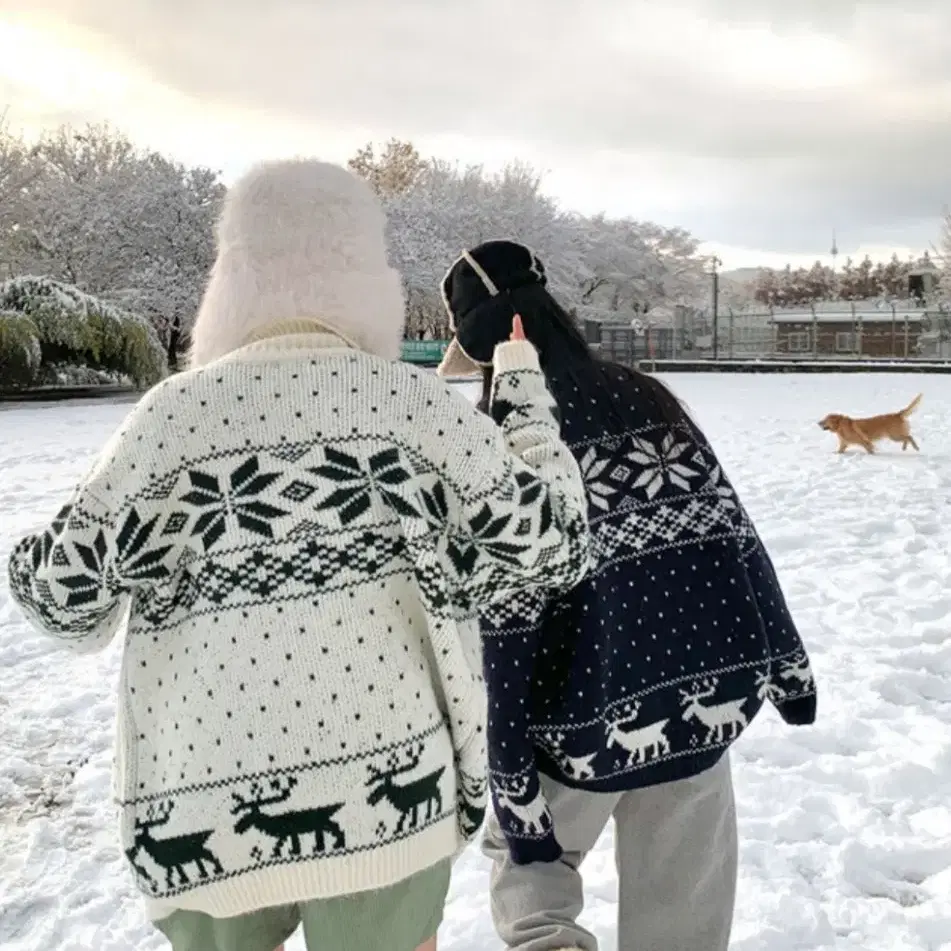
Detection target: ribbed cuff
<box><xmin>774</xmin><ymin>693</ymin><xmax>817</xmax><ymax>726</ymax></box>
<box><xmin>492</xmin><ymin>340</ymin><xmax>541</xmax><ymax>375</ymax></box>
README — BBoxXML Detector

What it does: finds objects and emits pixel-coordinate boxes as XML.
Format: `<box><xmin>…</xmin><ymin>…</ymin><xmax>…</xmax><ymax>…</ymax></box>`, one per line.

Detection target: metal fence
<box><xmin>585</xmin><ymin>306</ymin><xmax>951</xmax><ymax>364</ymax></box>
<box><xmin>396</xmin><ymin>306</ymin><xmax>951</xmax><ymax>368</ymax></box>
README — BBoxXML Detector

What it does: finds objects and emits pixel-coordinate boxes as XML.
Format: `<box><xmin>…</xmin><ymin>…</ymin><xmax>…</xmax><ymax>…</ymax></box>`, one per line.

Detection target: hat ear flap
<box><xmin>436</xmin><ymin>337</ymin><xmax>482</xmax><ymax>377</ymax></box>
<box><xmin>455</xmin><ymin>294</ymin><xmax>519</xmax><ymax>367</ymax></box>
<box><xmin>439</xmin><ymin>266</ymin><xmax>457</xmax><ymax>331</ymax></box>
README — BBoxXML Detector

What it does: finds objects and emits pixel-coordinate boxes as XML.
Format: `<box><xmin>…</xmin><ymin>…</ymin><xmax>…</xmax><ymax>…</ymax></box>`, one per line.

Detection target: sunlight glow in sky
<box><xmin>0</xmin><ymin>8</ymin><xmax>935</xmax><ymax>272</ymax></box>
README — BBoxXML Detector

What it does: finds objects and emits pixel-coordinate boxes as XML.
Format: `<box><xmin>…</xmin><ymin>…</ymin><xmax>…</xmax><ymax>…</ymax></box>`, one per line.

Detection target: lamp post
<box><xmin>710</xmin><ymin>255</ymin><xmax>721</xmax><ymax>361</ymax></box>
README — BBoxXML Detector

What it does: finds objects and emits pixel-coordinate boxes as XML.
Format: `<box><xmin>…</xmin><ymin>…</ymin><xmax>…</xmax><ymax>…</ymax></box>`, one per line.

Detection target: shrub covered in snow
<box><xmin>0</xmin><ymin>276</ymin><xmax>167</xmax><ymax>389</ymax></box>
<box><xmin>0</xmin><ymin>311</ymin><xmax>43</xmax><ymax>386</ymax></box>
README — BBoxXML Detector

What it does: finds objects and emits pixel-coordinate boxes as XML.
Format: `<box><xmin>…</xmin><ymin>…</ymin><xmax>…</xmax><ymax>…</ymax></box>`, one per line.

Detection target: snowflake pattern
<box><xmin>29</xmin><ymin>503</ymin><xmax>73</xmax><ymax>573</ymax></box>
<box><xmin>112</xmin><ymin>508</ymin><xmax>174</xmax><ymax>583</ymax></box>
<box><xmin>704</xmin><ymin>462</ymin><xmax>757</xmax><ymax>555</ymax></box>
<box><xmin>627</xmin><ymin>431</ymin><xmax>699</xmax><ymax>500</ymax></box>
<box><xmin>310</xmin><ymin>447</ymin><xmax>419</xmax><ymax>526</ymax></box>
<box><xmin>56</xmin><ymin>528</ymin><xmax>111</xmax><ymax>607</ymax></box>
<box><xmin>447</xmin><ymin>503</ymin><xmax>528</xmax><ymax>576</ymax></box>
<box><xmin>180</xmin><ymin>456</ymin><xmax>288</xmax><ymax>551</ymax></box>
<box><xmin>417</xmin><ymin>479</ymin><xmax>449</xmax><ymax>530</ymax></box>
<box><xmin>579</xmin><ymin>446</ymin><xmax>618</xmax><ymax>512</ymax></box>
<box><xmin>706</xmin><ymin>464</ymin><xmax>736</xmax><ymax>510</ymax></box>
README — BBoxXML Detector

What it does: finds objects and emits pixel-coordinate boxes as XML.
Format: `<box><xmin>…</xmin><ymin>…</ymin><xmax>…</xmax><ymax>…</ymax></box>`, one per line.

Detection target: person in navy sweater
<box><xmin>437</xmin><ymin>240</ymin><xmax>817</xmax><ymax>951</ymax></box>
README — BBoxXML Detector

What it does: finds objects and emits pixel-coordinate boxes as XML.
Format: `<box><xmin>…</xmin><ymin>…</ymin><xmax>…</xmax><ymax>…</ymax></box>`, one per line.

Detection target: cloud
<box><xmin>0</xmin><ymin>0</ymin><xmax>946</xmax><ymax>260</ymax></box>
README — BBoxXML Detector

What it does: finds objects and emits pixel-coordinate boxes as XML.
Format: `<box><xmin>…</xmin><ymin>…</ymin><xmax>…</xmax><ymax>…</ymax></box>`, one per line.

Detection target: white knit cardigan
<box><xmin>7</xmin><ymin>331</ymin><xmax>589</xmax><ymax>920</ymax></box>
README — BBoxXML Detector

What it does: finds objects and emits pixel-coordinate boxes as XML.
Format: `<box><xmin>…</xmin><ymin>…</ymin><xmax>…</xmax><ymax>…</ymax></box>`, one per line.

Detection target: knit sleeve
<box><xmin>7</xmin><ymin>486</ymin><xmax>130</xmax><ymax>653</ymax></box>
<box><xmin>7</xmin><ymin>412</ymin><xmax>178</xmax><ymax>654</ymax></box>
<box><xmin>440</xmin><ymin>340</ymin><xmax>590</xmax><ymax>609</ymax></box>
<box><xmin>452</xmin><ymin>708</ymin><xmax>489</xmax><ymax>845</ymax></box>
<box><xmin>417</xmin><ymin>590</ymin><xmax>489</xmax><ymax>845</ymax></box>
<box><xmin>472</xmin><ymin>341</ymin><xmax>581</xmax><ymax>862</ymax></box>
<box><xmin>701</xmin><ymin>441</ymin><xmax>817</xmax><ymax>726</ymax></box>
<box><xmin>482</xmin><ymin>592</ymin><xmax>562</xmax><ymax>864</ymax></box>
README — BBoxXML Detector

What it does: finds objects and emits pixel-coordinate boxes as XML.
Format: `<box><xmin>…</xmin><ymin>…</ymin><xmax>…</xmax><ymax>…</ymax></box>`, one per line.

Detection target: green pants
<box><xmin>154</xmin><ymin>860</ymin><xmax>451</xmax><ymax>951</ymax></box>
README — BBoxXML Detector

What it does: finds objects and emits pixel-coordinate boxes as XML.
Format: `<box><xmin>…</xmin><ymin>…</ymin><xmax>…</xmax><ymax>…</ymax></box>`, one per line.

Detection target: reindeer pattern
<box><xmin>679</xmin><ymin>677</ymin><xmax>749</xmax><ymax>745</ymax></box>
<box><xmin>779</xmin><ymin>653</ymin><xmax>815</xmax><ymax>693</ymax></box>
<box><xmin>119</xmin><ymin>665</ymin><xmax>806</xmax><ymax>897</ymax></box>
<box><xmin>493</xmin><ymin>773</ymin><xmax>552</xmax><ymax>837</ymax></box>
<box><xmin>515</xmin><ymin>656</ymin><xmax>809</xmax><ymax>793</ymax></box>
<box><xmin>366</xmin><ymin>743</ymin><xmax>448</xmax><ymax>834</ymax></box>
<box><xmin>525</xmin><ymin>673</ymin><xmax>763</xmax><ymax>786</ymax></box>
<box><xmin>230</xmin><ymin>775</ymin><xmax>346</xmax><ymax>858</ymax></box>
<box><xmin>456</xmin><ymin>770</ymin><xmax>488</xmax><ymax>838</ymax></box>
<box><xmin>538</xmin><ymin>729</ymin><xmax>598</xmax><ymax>779</ymax></box>
<box><xmin>126</xmin><ymin>801</ymin><xmax>223</xmax><ymax>892</ymax></box>
<box><xmin>603</xmin><ymin>701</ymin><xmax>671</xmax><ymax>766</ymax></box>
<box><xmin>119</xmin><ymin>730</ymin><xmax>468</xmax><ymax>900</ymax></box>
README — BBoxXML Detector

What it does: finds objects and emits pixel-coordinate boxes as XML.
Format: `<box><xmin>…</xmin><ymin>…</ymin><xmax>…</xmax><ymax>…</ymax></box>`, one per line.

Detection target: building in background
<box><xmin>772</xmin><ymin>307</ymin><xmax>929</xmax><ymax>359</ymax></box>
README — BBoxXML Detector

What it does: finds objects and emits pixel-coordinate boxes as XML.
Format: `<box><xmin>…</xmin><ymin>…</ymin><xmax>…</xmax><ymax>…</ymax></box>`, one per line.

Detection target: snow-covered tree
<box><xmin>624</xmin><ymin>221</ymin><xmax>706</xmax><ymax>309</ymax></box>
<box><xmin>8</xmin><ymin>124</ymin><xmax>140</xmax><ymax>286</ymax></box>
<box><xmin>718</xmin><ymin>272</ymin><xmax>758</xmax><ymax>312</ymax></box>
<box><xmin>0</xmin><ymin>276</ymin><xmax>167</xmax><ymax>388</ymax></box>
<box><xmin>378</xmin><ymin>149</ymin><xmax>707</xmax><ymax>338</ymax></box>
<box><xmin>383</xmin><ymin>159</ymin><xmax>586</xmax><ymax>338</ymax></box>
<box><xmin>0</xmin><ymin>115</ymin><xmax>43</xmax><ymax>275</ymax></box>
<box><xmin>0</xmin><ymin>311</ymin><xmax>42</xmax><ymax>386</ymax></box>
<box><xmin>1</xmin><ymin>123</ymin><xmax>224</xmax><ymax>366</ymax></box>
<box><xmin>937</xmin><ymin>209</ymin><xmax>951</xmax><ymax>293</ymax></box>
<box><xmin>836</xmin><ymin>257</ymin><xmax>855</xmax><ymax>299</ymax></box>
<box><xmin>751</xmin><ymin>253</ymin><xmax>942</xmax><ymax>307</ymax></box>
<box><xmin>103</xmin><ymin>155</ymin><xmax>224</xmax><ymax>360</ymax></box>
<box><xmin>349</xmin><ymin>139</ymin><xmax>427</xmax><ymax>198</ymax></box>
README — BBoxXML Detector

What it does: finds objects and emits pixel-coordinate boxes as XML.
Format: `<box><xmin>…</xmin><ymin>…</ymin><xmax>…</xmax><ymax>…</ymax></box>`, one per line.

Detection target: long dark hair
<box><xmin>477</xmin><ymin>289</ymin><xmax>685</xmax><ymax>430</ymax></box>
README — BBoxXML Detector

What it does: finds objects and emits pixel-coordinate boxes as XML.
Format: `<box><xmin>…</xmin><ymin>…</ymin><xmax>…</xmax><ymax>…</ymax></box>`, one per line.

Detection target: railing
<box><xmin>586</xmin><ymin>308</ymin><xmax>951</xmax><ymax>364</ymax></box>
<box><xmin>400</xmin><ymin>305</ymin><xmax>951</xmax><ymax>368</ymax></box>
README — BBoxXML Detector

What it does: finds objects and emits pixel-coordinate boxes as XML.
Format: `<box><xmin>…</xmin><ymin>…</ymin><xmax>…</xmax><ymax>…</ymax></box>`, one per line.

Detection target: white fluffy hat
<box><xmin>189</xmin><ymin>159</ymin><xmax>405</xmax><ymax>367</ymax></box>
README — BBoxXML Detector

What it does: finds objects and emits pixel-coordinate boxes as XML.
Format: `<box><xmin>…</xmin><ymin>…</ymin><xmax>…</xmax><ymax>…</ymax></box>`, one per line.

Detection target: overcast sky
<box><xmin>0</xmin><ymin>0</ymin><xmax>946</xmax><ymax>270</ymax></box>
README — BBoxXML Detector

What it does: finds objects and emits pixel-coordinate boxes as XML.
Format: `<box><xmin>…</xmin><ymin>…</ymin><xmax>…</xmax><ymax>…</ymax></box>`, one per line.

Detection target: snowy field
<box><xmin>2</xmin><ymin>372</ymin><xmax>951</xmax><ymax>951</ymax></box>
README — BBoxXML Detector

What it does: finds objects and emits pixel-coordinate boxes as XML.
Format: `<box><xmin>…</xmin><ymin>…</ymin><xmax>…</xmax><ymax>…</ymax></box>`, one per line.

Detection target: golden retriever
<box><xmin>819</xmin><ymin>394</ymin><xmax>922</xmax><ymax>454</ymax></box>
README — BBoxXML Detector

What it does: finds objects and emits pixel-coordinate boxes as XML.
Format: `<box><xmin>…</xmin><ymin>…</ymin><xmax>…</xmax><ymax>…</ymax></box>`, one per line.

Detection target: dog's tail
<box><xmin>900</xmin><ymin>393</ymin><xmax>923</xmax><ymax>417</ymax></box>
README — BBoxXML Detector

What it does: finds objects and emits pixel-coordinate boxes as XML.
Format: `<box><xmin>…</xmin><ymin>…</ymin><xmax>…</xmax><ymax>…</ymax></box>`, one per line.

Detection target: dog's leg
<box><xmin>854</xmin><ymin>426</ymin><xmax>875</xmax><ymax>454</ymax></box>
<box><xmin>908</xmin><ymin>435</ymin><xmax>920</xmax><ymax>451</ymax></box>
<box><xmin>836</xmin><ymin>438</ymin><xmax>847</xmax><ymax>454</ymax></box>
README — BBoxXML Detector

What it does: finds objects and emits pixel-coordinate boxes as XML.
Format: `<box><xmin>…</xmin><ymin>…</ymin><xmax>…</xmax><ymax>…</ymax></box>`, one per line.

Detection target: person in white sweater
<box><xmin>6</xmin><ymin>159</ymin><xmax>591</xmax><ymax>951</ymax></box>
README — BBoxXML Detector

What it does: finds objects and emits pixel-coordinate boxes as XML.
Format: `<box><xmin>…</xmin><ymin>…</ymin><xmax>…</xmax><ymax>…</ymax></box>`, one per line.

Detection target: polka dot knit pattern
<box><xmin>481</xmin><ymin>364</ymin><xmax>818</xmax><ymax>865</ymax></box>
<box><xmin>6</xmin><ymin>332</ymin><xmax>590</xmax><ymax>919</ymax></box>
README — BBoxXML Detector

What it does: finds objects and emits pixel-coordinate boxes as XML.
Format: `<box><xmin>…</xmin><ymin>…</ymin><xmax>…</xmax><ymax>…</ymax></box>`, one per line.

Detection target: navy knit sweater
<box><xmin>480</xmin><ymin>367</ymin><xmax>817</xmax><ymax>864</ymax></box>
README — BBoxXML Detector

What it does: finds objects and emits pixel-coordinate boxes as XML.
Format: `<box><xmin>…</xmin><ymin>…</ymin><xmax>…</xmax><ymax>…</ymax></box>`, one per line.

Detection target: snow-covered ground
<box><xmin>2</xmin><ymin>373</ymin><xmax>951</xmax><ymax>951</ymax></box>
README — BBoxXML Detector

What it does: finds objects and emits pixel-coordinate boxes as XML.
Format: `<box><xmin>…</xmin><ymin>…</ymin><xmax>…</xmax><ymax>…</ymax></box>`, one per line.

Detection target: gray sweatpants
<box><xmin>481</xmin><ymin>755</ymin><xmax>737</xmax><ymax>951</ymax></box>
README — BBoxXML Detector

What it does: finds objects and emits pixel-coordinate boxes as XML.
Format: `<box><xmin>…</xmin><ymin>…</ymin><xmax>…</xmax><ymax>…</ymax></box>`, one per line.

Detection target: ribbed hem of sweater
<box><xmin>533</xmin><ymin>745</ymin><xmax>730</xmax><ymax>796</ymax></box>
<box><xmin>493</xmin><ymin>339</ymin><xmax>540</xmax><ymax>375</ymax></box>
<box><xmin>146</xmin><ymin>817</ymin><xmax>459</xmax><ymax>922</ymax></box>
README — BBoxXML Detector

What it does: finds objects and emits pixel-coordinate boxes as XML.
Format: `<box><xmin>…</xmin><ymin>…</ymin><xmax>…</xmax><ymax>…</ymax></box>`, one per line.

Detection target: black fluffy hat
<box><xmin>437</xmin><ymin>239</ymin><xmax>548</xmax><ymax>377</ymax></box>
